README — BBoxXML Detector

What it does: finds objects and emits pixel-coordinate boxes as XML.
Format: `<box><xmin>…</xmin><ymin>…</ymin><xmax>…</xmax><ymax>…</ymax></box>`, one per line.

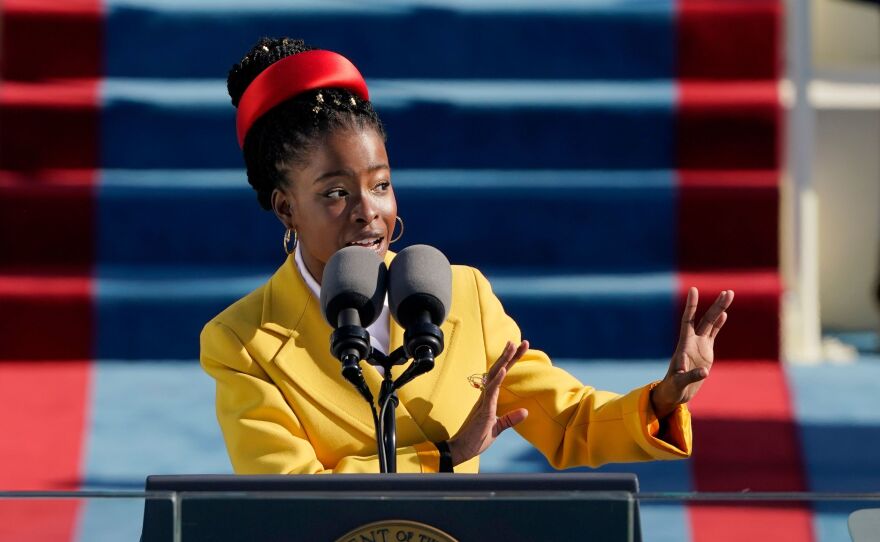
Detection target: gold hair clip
<box><xmin>312</xmin><ymin>105</ymin><xmax>321</xmax><ymax>114</ymax></box>
<box><xmin>316</xmin><ymin>92</ymin><xmax>324</xmax><ymax>104</ymax></box>
<box><xmin>350</xmin><ymin>97</ymin><xmax>357</xmax><ymax>106</ymax></box>
<box><xmin>261</xmin><ymin>45</ymin><xmax>269</xmax><ymax>52</ymax></box>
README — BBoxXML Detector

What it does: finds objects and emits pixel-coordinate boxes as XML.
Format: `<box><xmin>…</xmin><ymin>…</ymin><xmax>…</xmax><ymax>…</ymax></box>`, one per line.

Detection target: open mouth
<box><xmin>345</xmin><ymin>236</ymin><xmax>384</xmax><ymax>249</ymax></box>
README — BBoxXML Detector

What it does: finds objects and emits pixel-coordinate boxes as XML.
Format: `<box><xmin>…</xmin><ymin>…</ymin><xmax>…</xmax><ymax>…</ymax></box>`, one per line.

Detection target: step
<box><xmin>0</xmin><ymin>80</ymin><xmax>101</xmax><ymax>170</ymax></box>
<box><xmin>1</xmin><ymin>0</ymin><xmax>102</xmax><ymax>80</ymax></box>
<box><xmin>13</xmin><ymin>359</ymin><xmax>878</xmax><ymax>520</ymax></box>
<box><xmin>93</xmin><ymin>169</ymin><xmax>774</xmax><ymax>270</ymax></box>
<box><xmin>20</xmin><ymin>357</ymin><xmax>880</xmax><ymax>539</ymax></box>
<box><xmin>0</xmin><ymin>170</ymin><xmax>96</xmax><ymax>268</ymax></box>
<box><xmin>98</xmin><ymin>79</ymin><xmax>678</xmax><ymax>170</ymax></box>
<box><xmin>0</xmin><ymin>168</ymin><xmax>778</xmax><ymax>271</ymax></box>
<box><xmin>121</xmin><ymin>169</ymin><xmax>775</xmax><ymax>272</ymax></box>
<box><xmin>0</xmin><ymin>79</ymin><xmax>780</xmax><ymax>170</ymax></box>
<box><xmin>94</xmin><ymin>169</ymin><xmax>681</xmax><ymax>270</ymax></box>
<box><xmin>0</xmin><ymin>271</ymin><xmax>94</xmax><ymax>360</ymax></box>
<box><xmin>70</xmin><ymin>357</ymin><xmax>880</xmax><ymax>539</ymax></box>
<box><xmin>3</xmin><ymin>1</ymin><xmax>780</xmax><ymax>81</ymax></box>
<box><xmin>494</xmin><ymin>270</ymin><xmax>779</xmax><ymax>360</ymax></box>
<box><xmin>0</xmin><ymin>268</ymin><xmax>777</xmax><ymax>361</ymax></box>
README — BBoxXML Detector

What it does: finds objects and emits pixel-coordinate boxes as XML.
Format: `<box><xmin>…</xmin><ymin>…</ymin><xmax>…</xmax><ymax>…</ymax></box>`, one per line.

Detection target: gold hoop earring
<box><xmin>283</xmin><ymin>228</ymin><xmax>298</xmax><ymax>255</ymax></box>
<box><xmin>390</xmin><ymin>216</ymin><xmax>404</xmax><ymax>244</ymax></box>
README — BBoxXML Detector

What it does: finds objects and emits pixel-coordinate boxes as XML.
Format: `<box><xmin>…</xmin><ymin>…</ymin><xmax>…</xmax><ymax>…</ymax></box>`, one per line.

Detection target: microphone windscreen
<box><xmin>320</xmin><ymin>246</ymin><xmax>388</xmax><ymax>328</ymax></box>
<box><xmin>388</xmin><ymin>245</ymin><xmax>452</xmax><ymax>327</ymax></box>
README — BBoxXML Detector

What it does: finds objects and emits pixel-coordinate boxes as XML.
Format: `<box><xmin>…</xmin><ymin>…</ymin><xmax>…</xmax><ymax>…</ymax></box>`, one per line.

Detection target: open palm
<box><xmin>651</xmin><ymin>287</ymin><xmax>735</xmax><ymax>418</ymax></box>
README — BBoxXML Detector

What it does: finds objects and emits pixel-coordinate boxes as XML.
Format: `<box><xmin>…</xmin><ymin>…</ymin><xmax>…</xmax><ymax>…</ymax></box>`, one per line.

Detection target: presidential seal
<box><xmin>334</xmin><ymin>519</ymin><xmax>458</xmax><ymax>542</ymax></box>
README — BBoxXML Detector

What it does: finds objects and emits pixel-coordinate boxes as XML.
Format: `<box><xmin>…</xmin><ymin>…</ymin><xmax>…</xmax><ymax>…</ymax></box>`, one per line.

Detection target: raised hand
<box><xmin>447</xmin><ymin>340</ymin><xmax>530</xmax><ymax>466</ymax></box>
<box><xmin>651</xmin><ymin>288</ymin><xmax>735</xmax><ymax>419</ymax></box>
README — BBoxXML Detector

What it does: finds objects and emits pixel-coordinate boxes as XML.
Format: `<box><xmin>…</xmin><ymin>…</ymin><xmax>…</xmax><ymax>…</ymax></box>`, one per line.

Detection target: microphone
<box><xmin>320</xmin><ymin>246</ymin><xmax>388</xmax><ymax>403</ymax></box>
<box><xmin>388</xmin><ymin>245</ymin><xmax>452</xmax><ymax>389</ymax></box>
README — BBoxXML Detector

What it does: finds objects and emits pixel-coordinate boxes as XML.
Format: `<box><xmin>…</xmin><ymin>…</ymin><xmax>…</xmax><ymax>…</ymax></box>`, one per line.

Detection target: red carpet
<box><xmin>675</xmin><ymin>1</ymin><xmax>811</xmax><ymax>539</ymax></box>
<box><xmin>0</xmin><ymin>361</ymin><xmax>92</xmax><ymax>542</ymax></box>
<box><xmin>0</xmin><ymin>0</ymin><xmax>103</xmax><ymax>81</ymax></box>
<box><xmin>0</xmin><ymin>81</ymin><xmax>101</xmax><ymax>170</ymax></box>
<box><xmin>687</xmin><ymin>361</ymin><xmax>814</xmax><ymax>541</ymax></box>
<box><xmin>1</xmin><ymin>2</ymin><xmax>100</xmax><ymax>541</ymax></box>
<box><xmin>677</xmin><ymin>0</ymin><xmax>781</xmax><ymax>80</ymax></box>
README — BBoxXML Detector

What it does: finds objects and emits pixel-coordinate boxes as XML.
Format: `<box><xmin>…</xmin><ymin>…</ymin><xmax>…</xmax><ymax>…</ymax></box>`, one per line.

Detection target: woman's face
<box><xmin>272</xmin><ymin>127</ymin><xmax>397</xmax><ymax>284</ymax></box>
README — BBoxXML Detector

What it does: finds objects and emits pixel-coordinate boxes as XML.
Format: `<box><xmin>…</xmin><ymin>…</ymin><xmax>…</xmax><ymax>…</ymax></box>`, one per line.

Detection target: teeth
<box><xmin>348</xmin><ymin>238</ymin><xmax>382</xmax><ymax>247</ymax></box>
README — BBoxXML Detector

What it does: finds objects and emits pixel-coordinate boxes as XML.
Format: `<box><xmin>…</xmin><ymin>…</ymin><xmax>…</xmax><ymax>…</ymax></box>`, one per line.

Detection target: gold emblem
<box><xmin>334</xmin><ymin>519</ymin><xmax>458</xmax><ymax>542</ymax></box>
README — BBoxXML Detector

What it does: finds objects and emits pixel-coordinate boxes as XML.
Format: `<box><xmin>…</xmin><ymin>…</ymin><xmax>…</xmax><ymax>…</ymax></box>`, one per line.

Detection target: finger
<box><xmin>503</xmin><ymin>340</ymin><xmax>529</xmax><ymax>372</ymax></box>
<box><xmin>695</xmin><ymin>290</ymin><xmax>733</xmax><ymax>336</ymax></box>
<box><xmin>709</xmin><ymin>311</ymin><xmax>728</xmax><ymax>340</ymax></box>
<box><xmin>486</xmin><ymin>365</ymin><xmax>510</xmax><ymax>392</ymax></box>
<box><xmin>679</xmin><ymin>287</ymin><xmax>698</xmax><ymax>340</ymax></box>
<box><xmin>694</xmin><ymin>290</ymin><xmax>725</xmax><ymax>335</ymax></box>
<box><xmin>486</xmin><ymin>341</ymin><xmax>530</xmax><ymax>394</ymax></box>
<box><xmin>493</xmin><ymin>408</ymin><xmax>529</xmax><ymax>437</ymax></box>
<box><xmin>487</xmin><ymin>341</ymin><xmax>514</xmax><ymax>380</ymax></box>
<box><xmin>482</xmin><ymin>370</ymin><xmax>508</xmax><ymax>418</ymax></box>
<box><xmin>489</xmin><ymin>340</ymin><xmax>528</xmax><ymax>383</ymax></box>
<box><xmin>674</xmin><ymin>366</ymin><xmax>709</xmax><ymax>389</ymax></box>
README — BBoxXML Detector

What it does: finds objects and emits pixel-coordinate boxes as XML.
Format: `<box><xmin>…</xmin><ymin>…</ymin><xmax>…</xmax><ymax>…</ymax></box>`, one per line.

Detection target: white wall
<box><xmin>814</xmin><ymin>0</ymin><xmax>880</xmax><ymax>70</ymax></box>
<box><xmin>814</xmin><ymin>108</ymin><xmax>880</xmax><ymax>330</ymax></box>
<box><xmin>811</xmin><ymin>0</ymin><xmax>880</xmax><ymax>331</ymax></box>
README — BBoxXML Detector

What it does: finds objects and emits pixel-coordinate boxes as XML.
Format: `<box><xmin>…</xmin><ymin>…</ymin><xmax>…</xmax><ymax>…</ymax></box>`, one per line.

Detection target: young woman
<box><xmin>200</xmin><ymin>37</ymin><xmax>734</xmax><ymax>474</ymax></box>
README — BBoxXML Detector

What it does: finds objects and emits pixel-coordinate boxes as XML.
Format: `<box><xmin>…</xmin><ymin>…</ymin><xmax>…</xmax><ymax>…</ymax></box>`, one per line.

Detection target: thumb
<box><xmin>676</xmin><ymin>367</ymin><xmax>708</xmax><ymax>388</ymax></box>
<box><xmin>493</xmin><ymin>408</ymin><xmax>529</xmax><ymax>436</ymax></box>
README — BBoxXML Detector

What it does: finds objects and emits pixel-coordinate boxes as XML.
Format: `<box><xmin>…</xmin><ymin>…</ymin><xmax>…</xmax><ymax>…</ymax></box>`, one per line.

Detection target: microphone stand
<box><xmin>342</xmin><ymin>322</ymin><xmax>444</xmax><ymax>473</ymax></box>
<box><xmin>368</xmin><ymin>348</ymin><xmax>406</xmax><ymax>473</ymax></box>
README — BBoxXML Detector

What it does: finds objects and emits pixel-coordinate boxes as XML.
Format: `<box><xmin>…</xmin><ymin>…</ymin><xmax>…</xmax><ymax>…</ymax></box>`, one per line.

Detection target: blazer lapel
<box><xmin>258</xmin><ymin>251</ymin><xmax>462</xmax><ymax>444</ymax></box>
<box><xmin>383</xmin><ymin>251</ymin><xmax>463</xmax><ymax>439</ymax></box>
<box><xmin>260</xmin><ymin>255</ymin><xmax>379</xmax><ymax>436</ymax></box>
<box><xmin>391</xmin><ymin>314</ymin><xmax>461</xmax><ymax>434</ymax></box>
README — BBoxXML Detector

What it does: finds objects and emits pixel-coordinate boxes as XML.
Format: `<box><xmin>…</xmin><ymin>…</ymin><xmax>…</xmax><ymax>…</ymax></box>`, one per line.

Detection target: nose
<box><xmin>351</xmin><ymin>191</ymin><xmax>380</xmax><ymax>224</ymax></box>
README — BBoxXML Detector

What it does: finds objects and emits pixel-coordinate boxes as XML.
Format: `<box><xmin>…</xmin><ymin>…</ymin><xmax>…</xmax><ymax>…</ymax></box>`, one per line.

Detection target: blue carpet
<box><xmin>788</xmin><ymin>361</ymin><xmax>880</xmax><ymax>542</ymax></box>
<box><xmin>93</xmin><ymin>267</ymin><xmax>678</xmax><ymax>360</ymax></box>
<box><xmin>98</xmin><ymin>168</ymin><xmax>676</xmax><ymax>271</ymax></box>
<box><xmin>99</xmin><ymin>79</ymin><xmax>678</xmax><ymax>169</ymax></box>
<box><xmin>103</xmin><ymin>0</ymin><xmax>675</xmax><ymax>79</ymax></box>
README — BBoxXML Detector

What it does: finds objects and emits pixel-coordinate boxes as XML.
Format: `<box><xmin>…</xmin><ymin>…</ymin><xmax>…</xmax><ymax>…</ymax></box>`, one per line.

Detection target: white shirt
<box><xmin>294</xmin><ymin>243</ymin><xmax>391</xmax><ymax>375</ymax></box>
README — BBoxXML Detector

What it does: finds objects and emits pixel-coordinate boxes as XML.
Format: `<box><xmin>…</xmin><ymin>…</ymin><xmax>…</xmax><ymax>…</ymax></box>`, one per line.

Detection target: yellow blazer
<box><xmin>200</xmin><ymin>252</ymin><xmax>692</xmax><ymax>474</ymax></box>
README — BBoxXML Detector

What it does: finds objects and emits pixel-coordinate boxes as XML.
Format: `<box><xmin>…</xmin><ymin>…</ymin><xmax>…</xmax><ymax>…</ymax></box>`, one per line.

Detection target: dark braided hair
<box><xmin>228</xmin><ymin>37</ymin><xmax>386</xmax><ymax>210</ymax></box>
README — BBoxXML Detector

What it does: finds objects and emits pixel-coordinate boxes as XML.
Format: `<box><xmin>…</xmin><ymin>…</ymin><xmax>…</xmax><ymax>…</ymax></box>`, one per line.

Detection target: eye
<box><xmin>374</xmin><ymin>179</ymin><xmax>391</xmax><ymax>192</ymax></box>
<box><xmin>324</xmin><ymin>188</ymin><xmax>348</xmax><ymax>200</ymax></box>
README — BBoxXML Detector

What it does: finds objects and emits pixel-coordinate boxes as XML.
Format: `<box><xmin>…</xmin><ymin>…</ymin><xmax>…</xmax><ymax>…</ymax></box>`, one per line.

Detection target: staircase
<box><xmin>1</xmin><ymin>1</ymin><xmax>807</xmax><ymax>541</ymax></box>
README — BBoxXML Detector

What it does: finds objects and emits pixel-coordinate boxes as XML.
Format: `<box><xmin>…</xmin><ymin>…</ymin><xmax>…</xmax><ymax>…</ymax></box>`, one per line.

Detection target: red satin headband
<box><xmin>235</xmin><ymin>49</ymin><xmax>370</xmax><ymax>148</ymax></box>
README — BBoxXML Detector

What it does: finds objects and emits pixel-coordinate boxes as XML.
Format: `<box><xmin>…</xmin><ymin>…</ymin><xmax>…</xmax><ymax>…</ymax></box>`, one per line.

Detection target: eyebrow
<box><xmin>313</xmin><ymin>163</ymin><xmax>390</xmax><ymax>184</ymax></box>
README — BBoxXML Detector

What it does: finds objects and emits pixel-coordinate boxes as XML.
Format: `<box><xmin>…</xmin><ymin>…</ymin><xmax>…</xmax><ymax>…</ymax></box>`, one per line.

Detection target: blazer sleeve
<box><xmin>471</xmin><ymin>268</ymin><xmax>692</xmax><ymax>469</ymax></box>
<box><xmin>200</xmin><ymin>320</ymin><xmax>441</xmax><ymax>474</ymax></box>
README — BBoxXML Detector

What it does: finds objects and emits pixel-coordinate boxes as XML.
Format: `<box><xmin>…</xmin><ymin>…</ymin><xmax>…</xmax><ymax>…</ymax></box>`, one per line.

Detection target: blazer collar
<box><xmin>260</xmin><ymin>253</ymin><xmax>314</xmax><ymax>337</ymax></box>
<box><xmin>260</xmin><ymin>250</ymin><xmax>398</xmax><ymax>336</ymax></box>
<box><xmin>258</xmin><ymin>250</ymin><xmax>461</xmax><ymax>441</ymax></box>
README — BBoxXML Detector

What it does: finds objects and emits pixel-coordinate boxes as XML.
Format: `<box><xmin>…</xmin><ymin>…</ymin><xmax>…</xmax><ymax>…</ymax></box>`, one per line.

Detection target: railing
<box><xmin>1</xmin><ymin>490</ymin><xmax>878</xmax><ymax>541</ymax></box>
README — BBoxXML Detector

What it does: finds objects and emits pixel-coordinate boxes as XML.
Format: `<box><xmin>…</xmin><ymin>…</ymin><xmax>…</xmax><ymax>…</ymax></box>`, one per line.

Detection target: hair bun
<box><xmin>229</xmin><ymin>37</ymin><xmax>385</xmax><ymax>213</ymax></box>
<box><xmin>227</xmin><ymin>37</ymin><xmax>314</xmax><ymax>107</ymax></box>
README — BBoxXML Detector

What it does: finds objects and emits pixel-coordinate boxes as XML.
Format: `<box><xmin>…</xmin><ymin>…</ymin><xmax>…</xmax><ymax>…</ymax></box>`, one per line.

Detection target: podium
<box><xmin>142</xmin><ymin>473</ymin><xmax>642</xmax><ymax>542</ymax></box>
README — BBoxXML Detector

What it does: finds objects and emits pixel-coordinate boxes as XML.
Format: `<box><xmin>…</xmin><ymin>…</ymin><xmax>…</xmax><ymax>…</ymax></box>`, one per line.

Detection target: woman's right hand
<box><xmin>447</xmin><ymin>340</ymin><xmax>530</xmax><ymax>466</ymax></box>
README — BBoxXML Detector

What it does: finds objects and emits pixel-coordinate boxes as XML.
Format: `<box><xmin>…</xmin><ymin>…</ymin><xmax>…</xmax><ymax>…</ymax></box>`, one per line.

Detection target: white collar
<box><xmin>294</xmin><ymin>241</ymin><xmax>323</xmax><ymax>300</ymax></box>
<box><xmin>294</xmin><ymin>243</ymin><xmax>391</xmax><ymax>360</ymax></box>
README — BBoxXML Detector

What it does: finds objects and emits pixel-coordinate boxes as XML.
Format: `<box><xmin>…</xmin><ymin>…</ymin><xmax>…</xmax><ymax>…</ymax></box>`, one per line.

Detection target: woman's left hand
<box><xmin>651</xmin><ymin>287</ymin><xmax>735</xmax><ymax>418</ymax></box>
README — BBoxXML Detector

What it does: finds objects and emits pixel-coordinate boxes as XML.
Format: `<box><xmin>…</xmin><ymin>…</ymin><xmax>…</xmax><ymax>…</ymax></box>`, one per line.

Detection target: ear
<box><xmin>271</xmin><ymin>187</ymin><xmax>296</xmax><ymax>230</ymax></box>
